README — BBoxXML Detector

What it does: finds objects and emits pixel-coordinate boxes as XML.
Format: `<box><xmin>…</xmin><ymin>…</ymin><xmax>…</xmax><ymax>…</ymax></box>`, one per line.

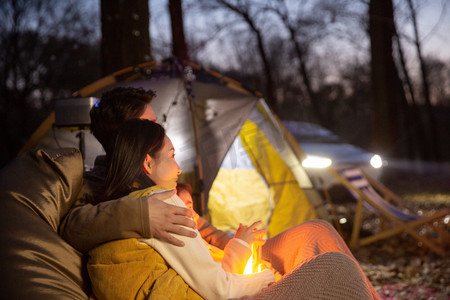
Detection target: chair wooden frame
<box><xmin>328</xmin><ymin>168</ymin><xmax>450</xmax><ymax>255</ymax></box>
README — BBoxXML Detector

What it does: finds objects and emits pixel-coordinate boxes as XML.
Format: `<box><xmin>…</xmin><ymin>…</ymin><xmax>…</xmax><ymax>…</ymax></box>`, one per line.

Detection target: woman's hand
<box><xmin>147</xmin><ymin>190</ymin><xmax>197</xmax><ymax>247</ymax></box>
<box><xmin>234</xmin><ymin>220</ymin><xmax>266</xmax><ymax>246</ymax></box>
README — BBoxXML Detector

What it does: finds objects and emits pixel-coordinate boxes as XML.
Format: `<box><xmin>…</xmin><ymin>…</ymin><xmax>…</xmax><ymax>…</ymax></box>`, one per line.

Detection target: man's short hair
<box><xmin>90</xmin><ymin>87</ymin><xmax>156</xmax><ymax>151</ymax></box>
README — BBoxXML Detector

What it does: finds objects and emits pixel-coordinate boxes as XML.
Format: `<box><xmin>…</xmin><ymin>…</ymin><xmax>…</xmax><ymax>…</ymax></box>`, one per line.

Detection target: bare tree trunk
<box><xmin>101</xmin><ymin>0</ymin><xmax>151</xmax><ymax>75</ymax></box>
<box><xmin>394</xmin><ymin>34</ymin><xmax>417</xmax><ymax>107</ymax></box>
<box><xmin>291</xmin><ymin>34</ymin><xmax>325</xmax><ymax>126</ymax></box>
<box><xmin>406</xmin><ymin>0</ymin><xmax>440</xmax><ymax>161</ymax></box>
<box><xmin>272</xmin><ymin>1</ymin><xmax>325</xmax><ymax>126</ymax></box>
<box><xmin>394</xmin><ymin>32</ymin><xmax>430</xmax><ymax>159</ymax></box>
<box><xmin>169</xmin><ymin>0</ymin><xmax>189</xmax><ymax>60</ymax></box>
<box><xmin>216</xmin><ymin>0</ymin><xmax>277</xmax><ymax>112</ymax></box>
<box><xmin>369</xmin><ymin>0</ymin><xmax>410</xmax><ymax>158</ymax></box>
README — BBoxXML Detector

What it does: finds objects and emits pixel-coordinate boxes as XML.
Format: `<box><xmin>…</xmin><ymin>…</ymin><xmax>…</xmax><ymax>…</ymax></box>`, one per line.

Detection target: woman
<box><xmin>88</xmin><ymin>119</ymin><xmax>274</xmax><ymax>300</ymax></box>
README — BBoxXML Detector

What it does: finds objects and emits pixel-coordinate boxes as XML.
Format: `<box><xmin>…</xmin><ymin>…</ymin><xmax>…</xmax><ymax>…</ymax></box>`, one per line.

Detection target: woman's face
<box><xmin>146</xmin><ymin>135</ymin><xmax>181</xmax><ymax>190</ymax></box>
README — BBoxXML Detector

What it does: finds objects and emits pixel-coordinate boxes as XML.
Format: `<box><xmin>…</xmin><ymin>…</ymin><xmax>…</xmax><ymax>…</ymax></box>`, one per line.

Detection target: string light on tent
<box><xmin>444</xmin><ymin>216</ymin><xmax>449</xmax><ymax>224</ymax></box>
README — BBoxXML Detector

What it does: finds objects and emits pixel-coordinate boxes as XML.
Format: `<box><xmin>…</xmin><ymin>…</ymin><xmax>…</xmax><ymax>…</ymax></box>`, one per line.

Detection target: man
<box><xmin>60</xmin><ymin>87</ymin><xmax>197</xmax><ymax>252</ymax></box>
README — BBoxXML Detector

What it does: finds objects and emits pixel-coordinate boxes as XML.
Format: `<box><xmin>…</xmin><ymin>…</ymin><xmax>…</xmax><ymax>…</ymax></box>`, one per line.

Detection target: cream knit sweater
<box><xmin>133</xmin><ymin>189</ymin><xmax>275</xmax><ymax>300</ymax></box>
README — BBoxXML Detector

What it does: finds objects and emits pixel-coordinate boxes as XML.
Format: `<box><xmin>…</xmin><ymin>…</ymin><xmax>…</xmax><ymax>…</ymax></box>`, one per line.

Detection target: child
<box><xmin>176</xmin><ymin>182</ymin><xmax>278</xmax><ymax>275</ymax></box>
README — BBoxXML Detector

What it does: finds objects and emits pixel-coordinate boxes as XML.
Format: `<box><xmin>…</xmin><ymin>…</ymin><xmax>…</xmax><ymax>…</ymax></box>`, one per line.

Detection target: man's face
<box><xmin>140</xmin><ymin>105</ymin><xmax>157</xmax><ymax>123</ymax></box>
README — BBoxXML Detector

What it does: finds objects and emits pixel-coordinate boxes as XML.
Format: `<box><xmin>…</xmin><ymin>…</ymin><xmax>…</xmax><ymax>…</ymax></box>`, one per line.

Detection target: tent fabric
<box><xmin>207</xmin><ymin>135</ymin><xmax>273</xmax><ymax>235</ymax></box>
<box><xmin>24</xmin><ymin>58</ymin><xmax>328</xmax><ymax>233</ymax></box>
<box><xmin>189</xmin><ymin>81</ymin><xmax>257</xmax><ymax>200</ymax></box>
<box><xmin>208</xmin><ymin>168</ymin><xmax>271</xmax><ymax>234</ymax></box>
<box><xmin>248</xmin><ymin>102</ymin><xmax>313</xmax><ymax>189</ymax></box>
<box><xmin>239</xmin><ymin>120</ymin><xmax>318</xmax><ymax>237</ymax></box>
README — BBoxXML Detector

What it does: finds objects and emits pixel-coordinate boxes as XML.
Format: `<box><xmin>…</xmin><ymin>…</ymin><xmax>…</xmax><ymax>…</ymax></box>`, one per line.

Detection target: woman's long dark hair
<box><xmin>103</xmin><ymin>118</ymin><xmax>165</xmax><ymax>201</ymax></box>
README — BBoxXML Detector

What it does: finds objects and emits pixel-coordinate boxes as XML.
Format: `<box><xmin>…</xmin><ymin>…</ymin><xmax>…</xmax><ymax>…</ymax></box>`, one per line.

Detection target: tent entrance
<box><xmin>207</xmin><ymin>136</ymin><xmax>273</xmax><ymax>236</ymax></box>
<box><xmin>207</xmin><ymin>103</ymin><xmax>321</xmax><ymax>238</ymax></box>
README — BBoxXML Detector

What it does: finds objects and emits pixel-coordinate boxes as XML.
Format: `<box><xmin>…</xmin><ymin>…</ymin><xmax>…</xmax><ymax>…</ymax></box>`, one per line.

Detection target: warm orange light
<box><xmin>243</xmin><ymin>243</ymin><xmax>262</xmax><ymax>275</ymax></box>
<box><xmin>243</xmin><ymin>255</ymin><xmax>253</xmax><ymax>274</ymax></box>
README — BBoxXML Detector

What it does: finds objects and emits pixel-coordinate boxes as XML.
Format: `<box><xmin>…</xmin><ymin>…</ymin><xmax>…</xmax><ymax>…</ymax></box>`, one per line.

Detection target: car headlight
<box><xmin>370</xmin><ymin>154</ymin><xmax>383</xmax><ymax>168</ymax></box>
<box><xmin>302</xmin><ymin>155</ymin><xmax>332</xmax><ymax>168</ymax></box>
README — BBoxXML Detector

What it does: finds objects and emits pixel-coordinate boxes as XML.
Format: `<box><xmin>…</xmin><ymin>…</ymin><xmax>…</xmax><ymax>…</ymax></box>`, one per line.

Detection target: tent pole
<box><xmin>183</xmin><ymin>65</ymin><xmax>206</xmax><ymax>215</ymax></box>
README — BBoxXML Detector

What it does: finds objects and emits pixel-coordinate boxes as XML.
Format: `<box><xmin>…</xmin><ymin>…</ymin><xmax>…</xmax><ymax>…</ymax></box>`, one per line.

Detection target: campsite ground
<box><xmin>326</xmin><ymin>160</ymin><xmax>450</xmax><ymax>299</ymax></box>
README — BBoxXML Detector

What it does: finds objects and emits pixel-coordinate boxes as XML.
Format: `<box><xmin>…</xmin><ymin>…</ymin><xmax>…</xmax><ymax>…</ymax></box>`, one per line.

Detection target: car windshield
<box><xmin>283</xmin><ymin>121</ymin><xmax>340</xmax><ymax>143</ymax></box>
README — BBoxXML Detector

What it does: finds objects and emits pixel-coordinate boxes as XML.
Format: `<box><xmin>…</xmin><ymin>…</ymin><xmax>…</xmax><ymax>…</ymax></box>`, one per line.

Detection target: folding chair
<box><xmin>328</xmin><ymin>167</ymin><xmax>450</xmax><ymax>255</ymax></box>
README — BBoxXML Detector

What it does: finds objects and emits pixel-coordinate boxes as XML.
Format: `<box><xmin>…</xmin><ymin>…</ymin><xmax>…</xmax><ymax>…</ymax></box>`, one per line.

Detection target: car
<box><xmin>282</xmin><ymin>121</ymin><xmax>385</xmax><ymax>188</ymax></box>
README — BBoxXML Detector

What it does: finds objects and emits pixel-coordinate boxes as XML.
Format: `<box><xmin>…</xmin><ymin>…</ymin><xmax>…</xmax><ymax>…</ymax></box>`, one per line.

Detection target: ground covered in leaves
<box><xmin>326</xmin><ymin>161</ymin><xmax>450</xmax><ymax>300</ymax></box>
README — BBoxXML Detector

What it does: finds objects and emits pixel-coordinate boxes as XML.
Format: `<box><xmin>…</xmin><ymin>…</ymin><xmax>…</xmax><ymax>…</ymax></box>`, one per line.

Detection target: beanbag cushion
<box><xmin>0</xmin><ymin>148</ymin><xmax>90</xmax><ymax>299</ymax></box>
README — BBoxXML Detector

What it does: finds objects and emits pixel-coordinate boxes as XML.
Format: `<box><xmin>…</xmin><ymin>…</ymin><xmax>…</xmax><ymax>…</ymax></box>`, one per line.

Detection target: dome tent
<box><xmin>21</xmin><ymin>58</ymin><xmax>329</xmax><ymax>238</ymax></box>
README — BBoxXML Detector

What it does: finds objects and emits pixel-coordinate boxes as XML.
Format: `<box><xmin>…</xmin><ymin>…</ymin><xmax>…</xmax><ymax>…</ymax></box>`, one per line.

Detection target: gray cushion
<box><xmin>0</xmin><ymin>148</ymin><xmax>89</xmax><ymax>299</ymax></box>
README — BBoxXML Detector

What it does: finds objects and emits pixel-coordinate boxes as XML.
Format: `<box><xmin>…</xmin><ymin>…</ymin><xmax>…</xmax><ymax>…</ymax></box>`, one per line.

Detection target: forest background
<box><xmin>1</xmin><ymin>0</ymin><xmax>449</xmax><ymax>167</ymax></box>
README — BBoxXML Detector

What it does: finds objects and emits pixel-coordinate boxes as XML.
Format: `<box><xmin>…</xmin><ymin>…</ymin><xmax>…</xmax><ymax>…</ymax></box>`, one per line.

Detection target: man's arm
<box><xmin>60</xmin><ymin>190</ymin><xmax>196</xmax><ymax>253</ymax></box>
<box><xmin>147</xmin><ymin>192</ymin><xmax>197</xmax><ymax>247</ymax></box>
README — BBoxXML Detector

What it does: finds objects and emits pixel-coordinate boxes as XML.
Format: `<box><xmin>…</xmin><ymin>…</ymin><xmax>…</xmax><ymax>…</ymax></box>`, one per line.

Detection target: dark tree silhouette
<box><xmin>394</xmin><ymin>28</ymin><xmax>430</xmax><ymax>160</ymax></box>
<box><xmin>169</xmin><ymin>0</ymin><xmax>189</xmax><ymax>60</ymax></box>
<box><xmin>369</xmin><ymin>0</ymin><xmax>411</xmax><ymax>158</ymax></box>
<box><xmin>0</xmin><ymin>0</ymin><xmax>99</xmax><ymax>166</ymax></box>
<box><xmin>101</xmin><ymin>0</ymin><xmax>151</xmax><ymax>75</ymax></box>
<box><xmin>210</xmin><ymin>0</ymin><xmax>278</xmax><ymax>112</ymax></box>
<box><xmin>406</xmin><ymin>0</ymin><xmax>440</xmax><ymax>160</ymax></box>
<box><xmin>268</xmin><ymin>0</ymin><xmax>327</xmax><ymax>126</ymax></box>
